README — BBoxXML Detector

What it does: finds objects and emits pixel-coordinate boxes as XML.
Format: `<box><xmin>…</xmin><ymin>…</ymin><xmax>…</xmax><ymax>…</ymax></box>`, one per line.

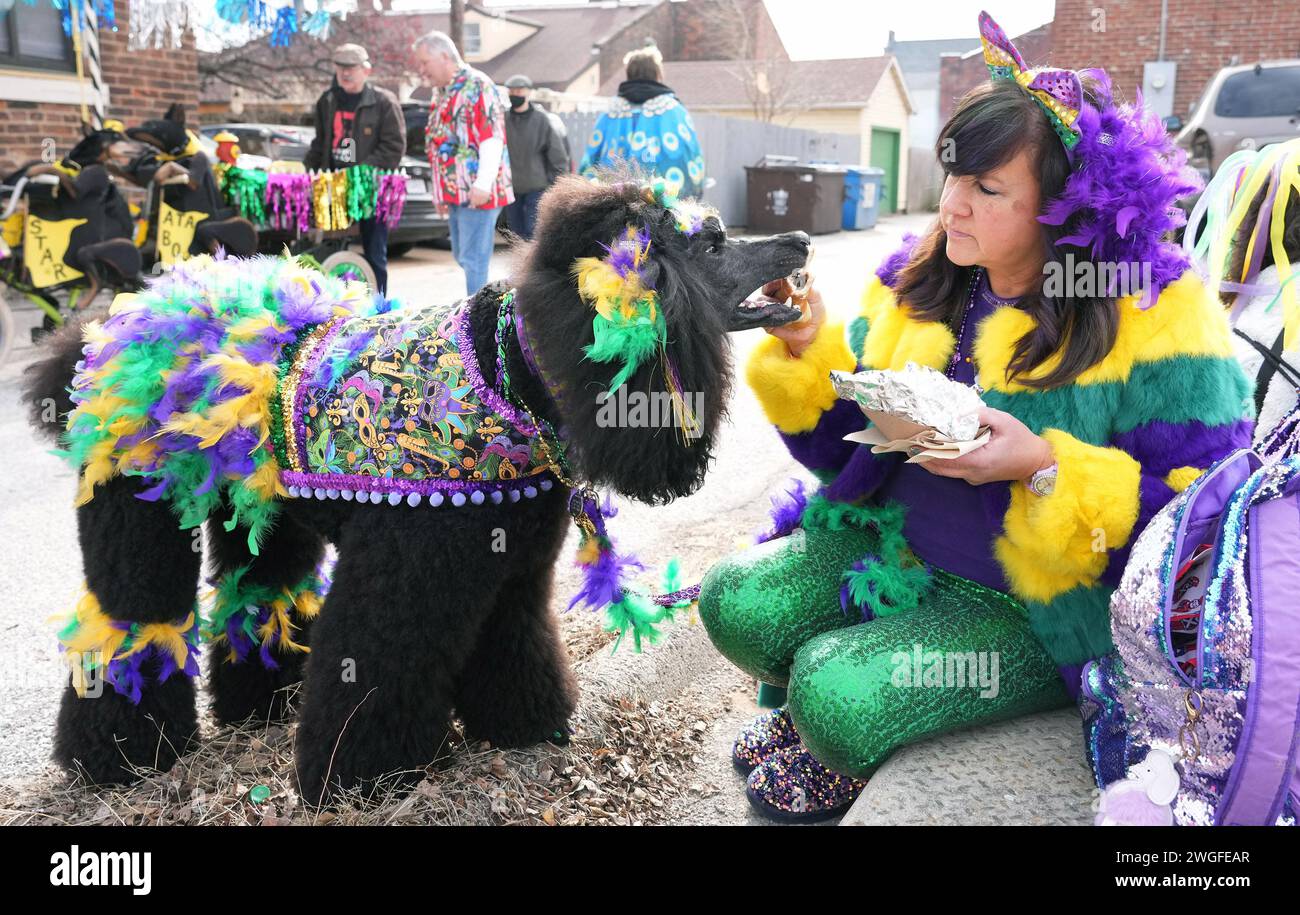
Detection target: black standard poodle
<box><xmin>24</xmin><ymin>175</ymin><xmax>810</xmax><ymax>806</ymax></box>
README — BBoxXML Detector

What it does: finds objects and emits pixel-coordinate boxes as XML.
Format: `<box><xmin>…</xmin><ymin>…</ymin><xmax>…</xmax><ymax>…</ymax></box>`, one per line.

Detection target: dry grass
<box><xmin>0</xmin><ymin>605</ymin><xmax>724</xmax><ymax>826</ymax></box>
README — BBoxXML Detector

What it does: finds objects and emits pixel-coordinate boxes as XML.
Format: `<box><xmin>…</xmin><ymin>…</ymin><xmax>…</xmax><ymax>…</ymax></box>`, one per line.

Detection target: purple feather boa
<box><xmin>875</xmin><ymin>232</ymin><xmax>920</xmax><ymax>288</ymax></box>
<box><xmin>1038</xmin><ymin>74</ymin><xmax>1202</xmax><ymax>308</ymax></box>
<box><xmin>755</xmin><ymin>478</ymin><xmax>810</xmax><ymax>543</ymax></box>
<box><xmin>566</xmin><ymin>492</ymin><xmax>645</xmax><ymax>613</ymax></box>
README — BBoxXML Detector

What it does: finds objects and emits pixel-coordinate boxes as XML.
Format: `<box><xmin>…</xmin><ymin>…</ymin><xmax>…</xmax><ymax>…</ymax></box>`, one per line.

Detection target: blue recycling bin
<box><xmin>843</xmin><ymin>166</ymin><xmax>885</xmax><ymax>230</ymax></box>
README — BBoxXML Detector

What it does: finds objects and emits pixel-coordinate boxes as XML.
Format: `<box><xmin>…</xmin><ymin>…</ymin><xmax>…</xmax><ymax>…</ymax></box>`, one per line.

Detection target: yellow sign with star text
<box><xmin>157</xmin><ymin>202</ymin><xmax>208</xmax><ymax>266</ymax></box>
<box><xmin>23</xmin><ymin>214</ymin><xmax>86</xmax><ymax>288</ymax></box>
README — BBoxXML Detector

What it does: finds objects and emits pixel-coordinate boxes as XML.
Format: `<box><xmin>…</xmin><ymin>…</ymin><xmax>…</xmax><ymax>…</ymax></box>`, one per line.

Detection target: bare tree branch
<box><xmin>689</xmin><ymin>0</ymin><xmax>812</xmax><ymax>124</ymax></box>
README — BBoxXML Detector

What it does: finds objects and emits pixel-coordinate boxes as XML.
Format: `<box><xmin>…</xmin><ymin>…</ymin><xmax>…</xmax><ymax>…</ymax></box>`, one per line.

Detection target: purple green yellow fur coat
<box><xmin>745</xmin><ymin>238</ymin><xmax>1255</xmax><ymax>682</ymax></box>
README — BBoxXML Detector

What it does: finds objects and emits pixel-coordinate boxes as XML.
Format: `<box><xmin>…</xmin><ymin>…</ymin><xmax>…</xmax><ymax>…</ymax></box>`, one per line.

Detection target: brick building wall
<box><xmin>1</xmin><ymin>0</ymin><xmax>199</xmax><ymax>174</ymax></box>
<box><xmin>936</xmin><ymin>0</ymin><xmax>1300</xmax><ymax>131</ymax></box>
<box><xmin>595</xmin><ymin>1</ymin><xmax>676</xmax><ymax>88</ymax></box>
<box><xmin>597</xmin><ymin>0</ymin><xmax>788</xmax><ymax>89</ymax></box>
<box><xmin>1050</xmin><ymin>0</ymin><xmax>1300</xmax><ymax>117</ymax></box>
<box><xmin>672</xmin><ymin>0</ymin><xmax>788</xmax><ymax>63</ymax></box>
<box><xmin>937</xmin><ymin>23</ymin><xmax>1053</xmax><ymax>122</ymax></box>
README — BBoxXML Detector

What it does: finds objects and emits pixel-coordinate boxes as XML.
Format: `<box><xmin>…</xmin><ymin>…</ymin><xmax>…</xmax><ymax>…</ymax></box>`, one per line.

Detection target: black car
<box><xmin>199</xmin><ymin>123</ymin><xmax>446</xmax><ymax>256</ymax></box>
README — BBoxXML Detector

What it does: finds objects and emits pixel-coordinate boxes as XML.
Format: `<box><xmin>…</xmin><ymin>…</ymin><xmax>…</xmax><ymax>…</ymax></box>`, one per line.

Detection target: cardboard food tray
<box><xmin>843</xmin><ymin>409</ymin><xmax>991</xmax><ymax>463</ymax></box>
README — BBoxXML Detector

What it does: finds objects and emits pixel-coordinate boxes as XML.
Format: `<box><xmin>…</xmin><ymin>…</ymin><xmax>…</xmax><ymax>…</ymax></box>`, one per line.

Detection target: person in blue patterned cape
<box><xmin>580</xmin><ymin>44</ymin><xmax>706</xmax><ymax>198</ymax></box>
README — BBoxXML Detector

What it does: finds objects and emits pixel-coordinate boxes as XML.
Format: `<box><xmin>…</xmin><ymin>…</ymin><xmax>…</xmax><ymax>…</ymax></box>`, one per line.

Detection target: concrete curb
<box><xmin>841</xmin><ymin>708</ymin><xmax>1097</xmax><ymax>826</ymax></box>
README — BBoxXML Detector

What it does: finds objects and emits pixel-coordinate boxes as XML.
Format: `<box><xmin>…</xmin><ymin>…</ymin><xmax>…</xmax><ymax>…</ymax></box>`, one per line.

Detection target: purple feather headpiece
<box><xmin>980</xmin><ymin>10</ymin><xmax>1202</xmax><ymax>307</ymax></box>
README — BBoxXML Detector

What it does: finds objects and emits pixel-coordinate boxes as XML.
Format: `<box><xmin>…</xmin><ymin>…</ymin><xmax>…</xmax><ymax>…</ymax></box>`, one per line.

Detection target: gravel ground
<box><xmin>0</xmin><ymin>213</ymin><xmax>931</xmax><ymax>824</ymax></box>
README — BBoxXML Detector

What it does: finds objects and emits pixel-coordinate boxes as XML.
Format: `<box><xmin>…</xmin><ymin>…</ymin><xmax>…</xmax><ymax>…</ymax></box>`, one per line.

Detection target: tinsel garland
<box><xmin>266</xmin><ymin>171</ymin><xmax>312</xmax><ymax>234</ymax></box>
<box><xmin>311</xmin><ymin>171</ymin><xmax>350</xmax><ymax>231</ymax></box>
<box><xmin>376</xmin><ymin>170</ymin><xmax>408</xmax><ymax>228</ymax></box>
<box><xmin>268</xmin><ymin>5</ymin><xmax>297</xmax><ymax>48</ymax></box>
<box><xmin>51</xmin><ymin>0</ymin><xmax>116</xmax><ymax>36</ymax></box>
<box><xmin>223</xmin><ymin>166</ymin><xmax>268</xmax><ymax>226</ymax></box>
<box><xmin>127</xmin><ymin>0</ymin><xmax>191</xmax><ymax>50</ymax></box>
<box><xmin>346</xmin><ymin>163</ymin><xmax>377</xmax><ymax>222</ymax></box>
<box><xmin>221</xmin><ymin>165</ymin><xmax>406</xmax><ymax>231</ymax></box>
<box><xmin>302</xmin><ymin>8</ymin><xmax>332</xmax><ymax>39</ymax></box>
<box><xmin>215</xmin><ymin>0</ymin><xmax>267</xmax><ymax>27</ymax></box>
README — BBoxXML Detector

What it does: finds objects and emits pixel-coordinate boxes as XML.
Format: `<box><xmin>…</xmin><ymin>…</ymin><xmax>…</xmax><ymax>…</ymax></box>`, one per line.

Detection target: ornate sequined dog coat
<box><xmin>64</xmin><ymin>255</ymin><xmax>556</xmax><ymax>557</ymax></box>
<box><xmin>278</xmin><ymin>300</ymin><xmax>556</xmax><ymax>507</ymax></box>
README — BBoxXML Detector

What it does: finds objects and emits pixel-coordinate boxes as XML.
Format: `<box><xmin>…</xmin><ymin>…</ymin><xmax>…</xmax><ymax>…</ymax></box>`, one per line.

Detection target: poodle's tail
<box><xmin>22</xmin><ymin>314</ymin><xmax>93</xmax><ymax>443</ymax></box>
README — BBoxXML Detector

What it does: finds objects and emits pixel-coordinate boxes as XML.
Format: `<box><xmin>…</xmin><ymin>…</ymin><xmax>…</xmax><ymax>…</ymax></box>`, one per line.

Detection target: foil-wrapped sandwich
<box><xmin>829</xmin><ymin>363</ymin><xmax>990</xmax><ymax>462</ymax></box>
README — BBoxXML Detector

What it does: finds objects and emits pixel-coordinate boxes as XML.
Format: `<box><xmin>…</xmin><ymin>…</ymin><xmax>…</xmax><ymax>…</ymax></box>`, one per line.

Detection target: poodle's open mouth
<box><xmin>728</xmin><ymin>283</ymin><xmax>805</xmax><ymax>332</ymax></box>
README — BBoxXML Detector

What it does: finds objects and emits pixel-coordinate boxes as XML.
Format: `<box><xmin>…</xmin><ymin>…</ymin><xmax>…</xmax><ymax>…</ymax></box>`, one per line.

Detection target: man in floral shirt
<box><xmin>414</xmin><ymin>31</ymin><xmax>514</xmax><ymax>295</ymax></box>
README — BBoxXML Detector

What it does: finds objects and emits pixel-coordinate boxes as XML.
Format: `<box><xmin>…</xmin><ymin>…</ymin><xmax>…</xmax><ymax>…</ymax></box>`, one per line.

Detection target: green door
<box><xmin>869</xmin><ymin>127</ymin><xmax>900</xmax><ymax>216</ymax></box>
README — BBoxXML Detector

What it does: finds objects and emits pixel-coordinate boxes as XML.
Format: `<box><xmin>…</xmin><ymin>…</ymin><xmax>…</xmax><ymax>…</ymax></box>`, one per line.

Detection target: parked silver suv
<box><xmin>1171</xmin><ymin>61</ymin><xmax>1300</xmax><ymax>178</ymax></box>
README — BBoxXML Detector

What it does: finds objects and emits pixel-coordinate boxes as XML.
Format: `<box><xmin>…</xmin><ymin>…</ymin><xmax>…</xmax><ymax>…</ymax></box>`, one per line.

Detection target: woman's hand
<box><xmin>764</xmin><ymin>284</ymin><xmax>825</xmax><ymax>358</ymax></box>
<box><xmin>918</xmin><ymin>407</ymin><xmax>1055</xmax><ymax>486</ymax></box>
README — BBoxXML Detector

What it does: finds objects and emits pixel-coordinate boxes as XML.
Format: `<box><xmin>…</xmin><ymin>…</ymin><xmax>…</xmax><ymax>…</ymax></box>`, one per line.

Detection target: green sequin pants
<box><xmin>698</xmin><ymin>528</ymin><xmax>1072</xmax><ymax>779</ymax></box>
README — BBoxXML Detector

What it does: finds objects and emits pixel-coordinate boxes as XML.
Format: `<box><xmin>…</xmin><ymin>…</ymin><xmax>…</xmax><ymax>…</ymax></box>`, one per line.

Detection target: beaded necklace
<box><xmin>492</xmin><ymin>289</ymin><xmax>605</xmax><ymax>534</ymax></box>
<box><xmin>946</xmin><ymin>266</ymin><xmax>985</xmax><ymax>380</ymax></box>
<box><xmin>490</xmin><ymin>288</ymin><xmax>704</xmax><ymax>613</ymax></box>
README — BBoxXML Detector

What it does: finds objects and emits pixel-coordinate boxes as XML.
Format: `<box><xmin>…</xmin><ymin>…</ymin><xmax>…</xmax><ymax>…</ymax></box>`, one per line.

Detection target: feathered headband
<box><xmin>979</xmin><ymin>9</ymin><xmax>1201</xmax><ymax>307</ymax></box>
<box><xmin>1185</xmin><ymin>138</ymin><xmax>1300</xmax><ymax>348</ymax></box>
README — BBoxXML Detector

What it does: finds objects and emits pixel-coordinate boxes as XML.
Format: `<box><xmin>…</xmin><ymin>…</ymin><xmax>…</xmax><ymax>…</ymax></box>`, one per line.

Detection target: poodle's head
<box><xmin>512</xmin><ymin>175</ymin><xmax>810</xmax><ymax>504</ymax></box>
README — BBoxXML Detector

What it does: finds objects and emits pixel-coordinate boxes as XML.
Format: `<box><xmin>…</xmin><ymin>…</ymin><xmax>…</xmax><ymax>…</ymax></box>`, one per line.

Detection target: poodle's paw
<box><xmin>53</xmin><ymin>678</ymin><xmax>198</xmax><ymax>786</ymax></box>
<box><xmin>209</xmin><ymin>658</ymin><xmax>303</xmax><ymax>728</ymax></box>
<box><xmin>295</xmin><ymin>750</ymin><xmax>426</xmax><ymax>810</ymax></box>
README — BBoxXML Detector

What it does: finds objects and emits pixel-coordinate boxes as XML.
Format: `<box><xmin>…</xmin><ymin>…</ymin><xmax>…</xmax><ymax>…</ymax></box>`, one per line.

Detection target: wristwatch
<box><xmin>1028</xmin><ymin>462</ymin><xmax>1058</xmax><ymax>496</ymax></box>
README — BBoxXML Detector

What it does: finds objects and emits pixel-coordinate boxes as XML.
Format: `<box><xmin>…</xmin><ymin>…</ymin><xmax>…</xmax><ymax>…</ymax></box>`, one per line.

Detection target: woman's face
<box><xmin>939</xmin><ymin>147</ymin><xmax>1045</xmax><ymax>280</ymax></box>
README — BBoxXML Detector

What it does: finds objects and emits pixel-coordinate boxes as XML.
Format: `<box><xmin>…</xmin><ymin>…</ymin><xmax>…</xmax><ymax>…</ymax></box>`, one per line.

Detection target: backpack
<box><xmin>1084</xmin><ymin>438</ymin><xmax>1300</xmax><ymax>826</ymax></box>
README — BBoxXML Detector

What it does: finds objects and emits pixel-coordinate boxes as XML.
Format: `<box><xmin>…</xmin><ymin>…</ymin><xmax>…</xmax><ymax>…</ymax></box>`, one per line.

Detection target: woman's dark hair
<box><xmin>895</xmin><ymin>78</ymin><xmax>1118</xmax><ymax>389</ymax></box>
<box><xmin>1221</xmin><ymin>180</ymin><xmax>1300</xmax><ymax>307</ymax></box>
<box><xmin>624</xmin><ymin>46</ymin><xmax>664</xmax><ymax>83</ymax></box>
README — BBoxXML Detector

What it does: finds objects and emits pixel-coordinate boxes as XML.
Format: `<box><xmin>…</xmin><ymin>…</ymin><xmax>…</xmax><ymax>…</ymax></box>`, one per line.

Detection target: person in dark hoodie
<box><xmin>303</xmin><ymin>43</ymin><xmax>407</xmax><ymax>293</ymax></box>
<box><xmin>580</xmin><ymin>43</ymin><xmax>705</xmax><ymax>198</ymax></box>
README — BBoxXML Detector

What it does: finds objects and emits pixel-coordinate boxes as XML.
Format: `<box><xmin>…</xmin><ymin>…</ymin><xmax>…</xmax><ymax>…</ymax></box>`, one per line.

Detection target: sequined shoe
<box><xmin>745</xmin><ymin>742</ymin><xmax>866</xmax><ymax>822</ymax></box>
<box><xmin>731</xmin><ymin>706</ymin><xmax>800</xmax><ymax>774</ymax></box>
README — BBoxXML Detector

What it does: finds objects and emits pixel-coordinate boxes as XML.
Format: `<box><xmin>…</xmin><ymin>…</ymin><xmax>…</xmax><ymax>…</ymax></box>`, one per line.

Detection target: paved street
<box><xmin>0</xmin><ymin>213</ymin><xmax>932</xmax><ymax>820</ymax></box>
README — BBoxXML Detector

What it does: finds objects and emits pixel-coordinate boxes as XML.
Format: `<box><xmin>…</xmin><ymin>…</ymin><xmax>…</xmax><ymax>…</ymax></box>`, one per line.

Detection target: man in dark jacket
<box><xmin>502</xmin><ymin>74</ymin><xmax>567</xmax><ymax>240</ymax></box>
<box><xmin>304</xmin><ymin>43</ymin><xmax>406</xmax><ymax>293</ymax></box>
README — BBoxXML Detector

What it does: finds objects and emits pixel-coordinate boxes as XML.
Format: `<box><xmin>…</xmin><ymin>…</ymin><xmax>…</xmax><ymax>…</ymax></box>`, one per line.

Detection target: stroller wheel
<box><xmin>319</xmin><ymin>251</ymin><xmax>377</xmax><ymax>292</ymax></box>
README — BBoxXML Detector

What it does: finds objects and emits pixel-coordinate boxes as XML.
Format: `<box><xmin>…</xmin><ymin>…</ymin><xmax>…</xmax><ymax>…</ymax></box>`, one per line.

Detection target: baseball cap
<box><xmin>504</xmin><ymin>74</ymin><xmax>534</xmax><ymax>89</ymax></box>
<box><xmin>333</xmin><ymin>44</ymin><xmax>371</xmax><ymax>67</ymax></box>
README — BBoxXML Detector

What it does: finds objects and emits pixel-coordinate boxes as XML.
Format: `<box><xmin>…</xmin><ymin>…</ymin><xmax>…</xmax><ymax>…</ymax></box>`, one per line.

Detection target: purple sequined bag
<box><xmin>1100</xmin><ymin>448</ymin><xmax>1300</xmax><ymax>826</ymax></box>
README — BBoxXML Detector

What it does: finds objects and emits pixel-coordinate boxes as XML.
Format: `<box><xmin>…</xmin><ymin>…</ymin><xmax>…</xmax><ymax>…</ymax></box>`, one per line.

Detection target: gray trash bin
<box><xmin>745</xmin><ymin>162</ymin><xmax>846</xmax><ymax>235</ymax></box>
